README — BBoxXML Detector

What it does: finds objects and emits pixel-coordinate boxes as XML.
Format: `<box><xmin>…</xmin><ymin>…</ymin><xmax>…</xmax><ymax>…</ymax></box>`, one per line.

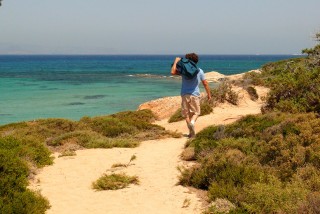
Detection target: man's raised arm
<box><xmin>171</xmin><ymin>57</ymin><xmax>181</xmax><ymax>75</ymax></box>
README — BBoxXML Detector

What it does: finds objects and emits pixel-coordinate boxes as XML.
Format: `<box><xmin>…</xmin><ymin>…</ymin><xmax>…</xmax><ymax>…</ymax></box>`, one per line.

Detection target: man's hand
<box><xmin>202</xmin><ymin>80</ymin><xmax>212</xmax><ymax>102</ymax></box>
<box><xmin>171</xmin><ymin>57</ymin><xmax>181</xmax><ymax>75</ymax></box>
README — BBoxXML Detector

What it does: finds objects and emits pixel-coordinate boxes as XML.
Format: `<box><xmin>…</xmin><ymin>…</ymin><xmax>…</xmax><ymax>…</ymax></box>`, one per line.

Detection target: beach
<box><xmin>28</xmin><ymin>71</ymin><xmax>269</xmax><ymax>214</ymax></box>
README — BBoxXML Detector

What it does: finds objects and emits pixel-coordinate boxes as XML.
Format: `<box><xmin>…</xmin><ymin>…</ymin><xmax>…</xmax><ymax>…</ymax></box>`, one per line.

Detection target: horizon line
<box><xmin>0</xmin><ymin>53</ymin><xmax>305</xmax><ymax>56</ymax></box>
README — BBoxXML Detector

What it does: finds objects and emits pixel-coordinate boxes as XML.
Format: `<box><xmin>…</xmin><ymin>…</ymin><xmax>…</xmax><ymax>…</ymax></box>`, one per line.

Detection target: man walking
<box><xmin>171</xmin><ymin>53</ymin><xmax>211</xmax><ymax>138</ymax></box>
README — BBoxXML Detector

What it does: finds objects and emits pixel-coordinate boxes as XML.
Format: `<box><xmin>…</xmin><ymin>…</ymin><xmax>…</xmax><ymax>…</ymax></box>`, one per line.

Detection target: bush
<box><xmin>92</xmin><ymin>173</ymin><xmax>139</xmax><ymax>190</ymax></box>
<box><xmin>210</xmin><ymin>81</ymin><xmax>239</xmax><ymax>106</ymax></box>
<box><xmin>1</xmin><ymin>110</ymin><xmax>172</xmax><ymax>151</ymax></box>
<box><xmin>242</xmin><ymin>71</ymin><xmax>265</xmax><ymax>86</ymax></box>
<box><xmin>49</xmin><ymin>130</ymin><xmax>139</xmax><ymax>148</ymax></box>
<box><xmin>246</xmin><ymin>86</ymin><xmax>259</xmax><ymax>101</ymax></box>
<box><xmin>84</xmin><ymin>116</ymin><xmax>137</xmax><ymax>137</ymax></box>
<box><xmin>237</xmin><ymin>47</ymin><xmax>320</xmax><ymax>114</ymax></box>
<box><xmin>243</xmin><ymin>175</ymin><xmax>308</xmax><ymax>213</ymax></box>
<box><xmin>180</xmin><ymin>112</ymin><xmax>320</xmax><ymax>212</ymax></box>
<box><xmin>168</xmin><ymin>108</ymin><xmax>183</xmax><ymax>123</ymax></box>
<box><xmin>0</xmin><ymin>137</ymin><xmax>51</xmax><ymax>214</ymax></box>
<box><xmin>207</xmin><ymin>162</ymin><xmax>262</xmax><ymax>202</ymax></box>
<box><xmin>260</xmin><ymin>57</ymin><xmax>320</xmax><ymax>114</ymax></box>
<box><xmin>0</xmin><ymin>137</ymin><xmax>52</xmax><ymax>168</ymax></box>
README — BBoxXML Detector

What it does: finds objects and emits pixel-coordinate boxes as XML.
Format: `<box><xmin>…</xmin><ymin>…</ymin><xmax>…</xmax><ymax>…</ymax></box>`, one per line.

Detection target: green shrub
<box><xmin>82</xmin><ymin>110</ymin><xmax>171</xmax><ymax>140</ymax></box>
<box><xmin>85</xmin><ymin>116</ymin><xmax>137</xmax><ymax>137</ymax></box>
<box><xmin>0</xmin><ymin>137</ymin><xmax>52</xmax><ymax>168</ymax></box>
<box><xmin>238</xmin><ymin>45</ymin><xmax>320</xmax><ymax>114</ymax></box>
<box><xmin>260</xmin><ymin>57</ymin><xmax>320</xmax><ymax>114</ymax></box>
<box><xmin>208</xmin><ymin>163</ymin><xmax>263</xmax><ymax>202</ymax></box>
<box><xmin>180</xmin><ymin>112</ymin><xmax>320</xmax><ymax>212</ymax></box>
<box><xmin>110</xmin><ymin>109</ymin><xmax>156</xmax><ymax>126</ymax></box>
<box><xmin>246</xmin><ymin>86</ymin><xmax>259</xmax><ymax>101</ymax></box>
<box><xmin>0</xmin><ymin>137</ymin><xmax>51</xmax><ymax>214</ymax></box>
<box><xmin>0</xmin><ymin>149</ymin><xmax>29</xmax><ymax>196</ymax></box>
<box><xmin>210</xmin><ymin>81</ymin><xmax>239</xmax><ymax>106</ymax></box>
<box><xmin>243</xmin><ymin>176</ymin><xmax>308</xmax><ymax>214</ymax></box>
<box><xmin>168</xmin><ymin>108</ymin><xmax>183</xmax><ymax>123</ymax></box>
<box><xmin>92</xmin><ymin>173</ymin><xmax>139</xmax><ymax>190</ymax></box>
<box><xmin>36</xmin><ymin>118</ymin><xmax>79</xmax><ymax>132</ymax></box>
<box><xmin>1</xmin><ymin>110</ymin><xmax>172</xmax><ymax>151</ymax></box>
<box><xmin>201</xmin><ymin>99</ymin><xmax>214</xmax><ymax>115</ymax></box>
<box><xmin>242</xmin><ymin>71</ymin><xmax>265</xmax><ymax>86</ymax></box>
<box><xmin>0</xmin><ymin>190</ymin><xmax>50</xmax><ymax>214</ymax></box>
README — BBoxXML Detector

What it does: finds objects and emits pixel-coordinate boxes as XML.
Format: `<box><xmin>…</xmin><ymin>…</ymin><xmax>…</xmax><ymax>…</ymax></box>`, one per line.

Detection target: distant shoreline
<box><xmin>0</xmin><ymin>54</ymin><xmax>305</xmax><ymax>57</ymax></box>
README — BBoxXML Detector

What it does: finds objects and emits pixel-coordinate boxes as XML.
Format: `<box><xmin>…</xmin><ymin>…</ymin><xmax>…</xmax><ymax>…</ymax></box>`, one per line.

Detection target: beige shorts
<box><xmin>181</xmin><ymin>95</ymin><xmax>200</xmax><ymax>118</ymax></box>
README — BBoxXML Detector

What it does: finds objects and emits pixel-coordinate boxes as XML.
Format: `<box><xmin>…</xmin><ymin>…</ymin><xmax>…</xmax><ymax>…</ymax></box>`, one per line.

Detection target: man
<box><xmin>171</xmin><ymin>53</ymin><xmax>211</xmax><ymax>138</ymax></box>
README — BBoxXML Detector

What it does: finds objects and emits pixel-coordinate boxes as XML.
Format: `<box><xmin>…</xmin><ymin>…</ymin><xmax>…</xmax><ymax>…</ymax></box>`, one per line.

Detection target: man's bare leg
<box><xmin>186</xmin><ymin>113</ymin><xmax>197</xmax><ymax>137</ymax></box>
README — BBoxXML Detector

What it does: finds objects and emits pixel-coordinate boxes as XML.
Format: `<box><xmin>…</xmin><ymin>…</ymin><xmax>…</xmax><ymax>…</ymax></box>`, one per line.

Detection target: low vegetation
<box><xmin>180</xmin><ymin>113</ymin><xmax>320</xmax><ymax>213</ymax></box>
<box><xmin>92</xmin><ymin>173</ymin><xmax>139</xmax><ymax>190</ymax></box>
<box><xmin>243</xmin><ymin>33</ymin><xmax>320</xmax><ymax>114</ymax></box>
<box><xmin>0</xmin><ymin>109</ymin><xmax>174</xmax><ymax>213</ymax></box>
<box><xmin>180</xmin><ymin>34</ymin><xmax>320</xmax><ymax>213</ymax></box>
<box><xmin>111</xmin><ymin>154</ymin><xmax>137</xmax><ymax>168</ymax></box>
<box><xmin>210</xmin><ymin>81</ymin><xmax>239</xmax><ymax>106</ymax></box>
<box><xmin>245</xmin><ymin>86</ymin><xmax>259</xmax><ymax>101</ymax></box>
<box><xmin>58</xmin><ymin>150</ymin><xmax>76</xmax><ymax>158</ymax></box>
<box><xmin>0</xmin><ymin>137</ymin><xmax>52</xmax><ymax>213</ymax></box>
<box><xmin>0</xmin><ymin>110</ymin><xmax>174</xmax><ymax>152</ymax></box>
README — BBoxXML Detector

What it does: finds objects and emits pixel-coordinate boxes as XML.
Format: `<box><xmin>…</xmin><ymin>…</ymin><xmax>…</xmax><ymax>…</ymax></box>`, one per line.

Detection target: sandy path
<box><xmin>31</xmin><ymin>138</ymin><xmax>203</xmax><ymax>214</ymax></box>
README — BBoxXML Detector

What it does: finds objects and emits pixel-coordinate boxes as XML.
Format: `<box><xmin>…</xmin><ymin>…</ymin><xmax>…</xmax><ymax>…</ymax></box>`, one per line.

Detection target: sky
<box><xmin>0</xmin><ymin>0</ymin><xmax>319</xmax><ymax>55</ymax></box>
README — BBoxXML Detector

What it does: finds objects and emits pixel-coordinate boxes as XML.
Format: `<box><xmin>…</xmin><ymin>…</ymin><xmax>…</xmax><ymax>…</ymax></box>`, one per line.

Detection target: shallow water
<box><xmin>0</xmin><ymin>55</ymin><xmax>301</xmax><ymax>125</ymax></box>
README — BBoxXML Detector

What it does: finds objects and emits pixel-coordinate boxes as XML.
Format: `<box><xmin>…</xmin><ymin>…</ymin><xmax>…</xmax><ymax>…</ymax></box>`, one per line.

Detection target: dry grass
<box><xmin>111</xmin><ymin>154</ymin><xmax>137</xmax><ymax>168</ymax></box>
<box><xmin>58</xmin><ymin>150</ymin><xmax>77</xmax><ymax>158</ymax></box>
<box><xmin>92</xmin><ymin>173</ymin><xmax>139</xmax><ymax>190</ymax></box>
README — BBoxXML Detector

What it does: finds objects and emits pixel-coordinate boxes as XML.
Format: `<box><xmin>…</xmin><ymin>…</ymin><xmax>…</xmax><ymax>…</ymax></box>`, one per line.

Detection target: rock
<box><xmin>138</xmin><ymin>96</ymin><xmax>181</xmax><ymax>120</ymax></box>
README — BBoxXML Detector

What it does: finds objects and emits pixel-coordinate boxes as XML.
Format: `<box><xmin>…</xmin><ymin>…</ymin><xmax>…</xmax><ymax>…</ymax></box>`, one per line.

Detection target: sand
<box><xmin>30</xmin><ymin>139</ymin><xmax>202</xmax><ymax>214</ymax></box>
<box><xmin>29</xmin><ymin>71</ymin><xmax>268</xmax><ymax>214</ymax></box>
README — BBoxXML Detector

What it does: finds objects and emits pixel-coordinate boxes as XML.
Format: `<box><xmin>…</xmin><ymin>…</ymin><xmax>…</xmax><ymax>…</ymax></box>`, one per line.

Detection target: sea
<box><xmin>0</xmin><ymin>55</ymin><xmax>302</xmax><ymax>125</ymax></box>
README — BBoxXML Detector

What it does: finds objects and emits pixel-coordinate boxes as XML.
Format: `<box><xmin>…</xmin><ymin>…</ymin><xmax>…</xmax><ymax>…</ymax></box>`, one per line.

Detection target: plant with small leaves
<box><xmin>127</xmin><ymin>154</ymin><xmax>137</xmax><ymax>167</ymax></box>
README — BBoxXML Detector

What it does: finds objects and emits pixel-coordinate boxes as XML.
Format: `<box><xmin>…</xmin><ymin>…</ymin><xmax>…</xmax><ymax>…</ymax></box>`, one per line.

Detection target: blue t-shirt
<box><xmin>181</xmin><ymin>68</ymin><xmax>205</xmax><ymax>96</ymax></box>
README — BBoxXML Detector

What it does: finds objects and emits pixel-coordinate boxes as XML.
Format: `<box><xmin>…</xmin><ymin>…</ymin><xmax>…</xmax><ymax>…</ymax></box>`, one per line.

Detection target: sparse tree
<box><xmin>302</xmin><ymin>32</ymin><xmax>320</xmax><ymax>67</ymax></box>
<box><xmin>316</xmin><ymin>33</ymin><xmax>320</xmax><ymax>41</ymax></box>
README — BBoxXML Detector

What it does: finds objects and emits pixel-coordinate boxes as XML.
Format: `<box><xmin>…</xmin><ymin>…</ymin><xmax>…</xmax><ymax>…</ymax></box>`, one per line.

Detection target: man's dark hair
<box><xmin>185</xmin><ymin>53</ymin><xmax>199</xmax><ymax>64</ymax></box>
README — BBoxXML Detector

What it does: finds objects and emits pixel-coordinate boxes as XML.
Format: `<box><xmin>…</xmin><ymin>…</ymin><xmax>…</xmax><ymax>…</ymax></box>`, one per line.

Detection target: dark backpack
<box><xmin>176</xmin><ymin>58</ymin><xmax>200</xmax><ymax>79</ymax></box>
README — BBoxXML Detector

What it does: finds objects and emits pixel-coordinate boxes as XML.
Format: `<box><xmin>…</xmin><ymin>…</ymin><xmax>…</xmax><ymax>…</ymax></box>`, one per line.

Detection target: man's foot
<box><xmin>187</xmin><ymin>123</ymin><xmax>195</xmax><ymax>137</ymax></box>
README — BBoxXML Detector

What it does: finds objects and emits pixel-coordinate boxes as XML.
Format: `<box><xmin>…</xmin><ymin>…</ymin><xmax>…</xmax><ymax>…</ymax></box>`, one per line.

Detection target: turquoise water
<box><xmin>0</xmin><ymin>55</ymin><xmax>301</xmax><ymax>125</ymax></box>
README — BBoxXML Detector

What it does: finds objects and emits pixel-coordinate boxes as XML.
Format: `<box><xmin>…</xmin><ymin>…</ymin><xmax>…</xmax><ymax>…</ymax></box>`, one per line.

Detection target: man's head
<box><xmin>185</xmin><ymin>53</ymin><xmax>199</xmax><ymax>64</ymax></box>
